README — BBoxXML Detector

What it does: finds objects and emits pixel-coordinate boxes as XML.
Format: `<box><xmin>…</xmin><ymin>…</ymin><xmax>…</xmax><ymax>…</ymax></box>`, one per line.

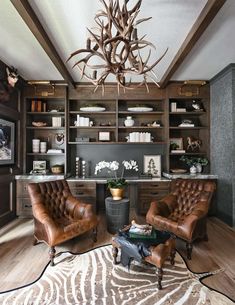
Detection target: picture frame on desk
<box><xmin>0</xmin><ymin>118</ymin><xmax>15</xmax><ymax>165</ymax></box>
<box><xmin>143</xmin><ymin>155</ymin><xmax>161</xmax><ymax>177</ymax></box>
<box><xmin>98</xmin><ymin>131</ymin><xmax>110</xmax><ymax>142</ymax></box>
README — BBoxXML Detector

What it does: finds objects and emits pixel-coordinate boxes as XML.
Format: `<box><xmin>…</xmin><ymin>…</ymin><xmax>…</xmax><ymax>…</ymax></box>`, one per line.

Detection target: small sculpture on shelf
<box><xmin>178</xmin><ymin>119</ymin><xmax>195</xmax><ymax>127</ymax></box>
<box><xmin>192</xmin><ymin>100</ymin><xmax>204</xmax><ymax>112</ymax></box>
<box><xmin>187</xmin><ymin>136</ymin><xmax>201</xmax><ymax>151</ymax></box>
<box><xmin>55</xmin><ymin>133</ymin><xmax>64</xmax><ymax>145</ymax></box>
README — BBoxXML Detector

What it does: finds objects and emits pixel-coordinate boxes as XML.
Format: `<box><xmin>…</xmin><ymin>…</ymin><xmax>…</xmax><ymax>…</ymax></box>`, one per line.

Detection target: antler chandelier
<box><xmin>68</xmin><ymin>0</ymin><xmax>168</xmax><ymax>93</ymax></box>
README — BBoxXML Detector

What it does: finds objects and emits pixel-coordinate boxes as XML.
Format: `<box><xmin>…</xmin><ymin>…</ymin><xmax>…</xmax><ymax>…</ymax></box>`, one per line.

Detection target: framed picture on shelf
<box><xmin>0</xmin><ymin>118</ymin><xmax>15</xmax><ymax>165</ymax></box>
<box><xmin>33</xmin><ymin>160</ymin><xmax>46</xmax><ymax>171</ymax></box>
<box><xmin>170</xmin><ymin>137</ymin><xmax>184</xmax><ymax>153</ymax></box>
<box><xmin>143</xmin><ymin>155</ymin><xmax>161</xmax><ymax>177</ymax></box>
<box><xmin>98</xmin><ymin>131</ymin><xmax>110</xmax><ymax>142</ymax></box>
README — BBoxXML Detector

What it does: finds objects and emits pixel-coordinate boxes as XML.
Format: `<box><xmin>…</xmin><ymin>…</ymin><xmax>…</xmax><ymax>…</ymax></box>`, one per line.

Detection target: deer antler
<box><xmin>67</xmin><ymin>0</ymin><xmax>168</xmax><ymax>92</ymax></box>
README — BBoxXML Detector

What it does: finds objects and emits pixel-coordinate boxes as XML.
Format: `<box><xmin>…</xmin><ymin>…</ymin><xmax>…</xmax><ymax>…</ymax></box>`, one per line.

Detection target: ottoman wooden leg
<box><xmin>112</xmin><ymin>246</ymin><xmax>119</xmax><ymax>264</ymax></box>
<box><xmin>170</xmin><ymin>248</ymin><xmax>176</xmax><ymax>265</ymax></box>
<box><xmin>156</xmin><ymin>267</ymin><xmax>163</xmax><ymax>290</ymax></box>
<box><xmin>186</xmin><ymin>242</ymin><xmax>193</xmax><ymax>260</ymax></box>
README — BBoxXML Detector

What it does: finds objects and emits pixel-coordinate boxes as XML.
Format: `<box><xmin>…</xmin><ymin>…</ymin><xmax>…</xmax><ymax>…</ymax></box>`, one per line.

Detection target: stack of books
<box><xmin>129</xmin><ymin>221</ymin><xmax>156</xmax><ymax>239</ymax></box>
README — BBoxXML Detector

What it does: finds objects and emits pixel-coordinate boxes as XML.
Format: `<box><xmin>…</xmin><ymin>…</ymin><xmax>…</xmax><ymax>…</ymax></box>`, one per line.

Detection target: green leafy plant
<box><xmin>180</xmin><ymin>156</ymin><xmax>208</xmax><ymax>166</ymax></box>
<box><xmin>170</xmin><ymin>143</ymin><xmax>179</xmax><ymax>150</ymax></box>
<box><xmin>107</xmin><ymin>178</ymin><xmax>127</xmax><ymax>189</ymax></box>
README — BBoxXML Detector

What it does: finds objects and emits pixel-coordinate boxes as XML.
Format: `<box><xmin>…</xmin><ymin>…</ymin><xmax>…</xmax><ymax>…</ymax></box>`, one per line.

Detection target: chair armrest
<box><xmin>146</xmin><ymin>195</ymin><xmax>174</xmax><ymax>223</ymax></box>
<box><xmin>66</xmin><ymin>195</ymin><xmax>95</xmax><ymax>219</ymax></box>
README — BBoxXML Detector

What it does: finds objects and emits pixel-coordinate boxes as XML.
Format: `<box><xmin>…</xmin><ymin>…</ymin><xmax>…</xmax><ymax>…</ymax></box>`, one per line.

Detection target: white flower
<box><xmin>95</xmin><ymin>159</ymin><xmax>138</xmax><ymax>177</ymax></box>
<box><xmin>110</xmin><ymin>161</ymin><xmax>119</xmax><ymax>171</ymax></box>
<box><xmin>94</xmin><ymin>161</ymin><xmax>111</xmax><ymax>175</ymax></box>
<box><xmin>122</xmin><ymin>160</ymin><xmax>139</xmax><ymax>171</ymax></box>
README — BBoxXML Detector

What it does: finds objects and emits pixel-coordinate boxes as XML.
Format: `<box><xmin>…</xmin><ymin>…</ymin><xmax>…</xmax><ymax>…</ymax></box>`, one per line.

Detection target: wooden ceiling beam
<box><xmin>159</xmin><ymin>0</ymin><xmax>227</xmax><ymax>88</ymax></box>
<box><xmin>10</xmin><ymin>0</ymin><xmax>75</xmax><ymax>86</ymax></box>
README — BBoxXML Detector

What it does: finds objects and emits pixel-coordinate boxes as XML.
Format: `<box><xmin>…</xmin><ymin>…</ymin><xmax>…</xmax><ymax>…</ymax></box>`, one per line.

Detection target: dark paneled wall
<box><xmin>0</xmin><ymin>60</ymin><xmax>21</xmax><ymax>228</ymax></box>
<box><xmin>210</xmin><ymin>64</ymin><xmax>235</xmax><ymax>227</ymax></box>
<box><xmin>70</xmin><ymin>144</ymin><xmax>166</xmax><ymax>177</ymax></box>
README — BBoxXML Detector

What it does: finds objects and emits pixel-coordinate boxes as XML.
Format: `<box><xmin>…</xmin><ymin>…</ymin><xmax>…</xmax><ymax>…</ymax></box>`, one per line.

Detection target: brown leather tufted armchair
<box><xmin>146</xmin><ymin>179</ymin><xmax>216</xmax><ymax>259</ymax></box>
<box><xmin>28</xmin><ymin>180</ymin><xmax>98</xmax><ymax>266</ymax></box>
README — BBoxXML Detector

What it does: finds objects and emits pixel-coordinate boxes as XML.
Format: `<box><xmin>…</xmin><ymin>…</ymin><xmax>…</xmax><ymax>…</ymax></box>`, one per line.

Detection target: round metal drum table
<box><xmin>105</xmin><ymin>197</ymin><xmax>130</xmax><ymax>234</ymax></box>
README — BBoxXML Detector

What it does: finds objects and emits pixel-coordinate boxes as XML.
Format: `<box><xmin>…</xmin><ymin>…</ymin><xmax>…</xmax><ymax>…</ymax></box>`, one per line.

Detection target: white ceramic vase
<box><xmin>190</xmin><ymin>165</ymin><xmax>197</xmax><ymax>174</ymax></box>
<box><xmin>196</xmin><ymin>163</ymin><xmax>202</xmax><ymax>173</ymax></box>
<box><xmin>124</xmin><ymin>116</ymin><xmax>134</xmax><ymax>127</ymax></box>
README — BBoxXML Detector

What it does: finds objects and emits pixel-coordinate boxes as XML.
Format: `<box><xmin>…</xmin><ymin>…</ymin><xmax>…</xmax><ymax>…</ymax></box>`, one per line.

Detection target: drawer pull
<box><xmin>150</xmin><ymin>192</ymin><xmax>159</xmax><ymax>195</ymax></box>
<box><xmin>152</xmin><ymin>184</ymin><xmax>159</xmax><ymax>187</ymax></box>
<box><xmin>76</xmin><ymin>184</ymin><xmax>85</xmax><ymax>187</ymax></box>
<box><xmin>24</xmin><ymin>186</ymin><xmax>27</xmax><ymax>191</ymax></box>
<box><xmin>24</xmin><ymin>204</ymin><xmax>32</xmax><ymax>208</ymax></box>
<box><xmin>76</xmin><ymin>192</ymin><xmax>84</xmax><ymax>195</ymax></box>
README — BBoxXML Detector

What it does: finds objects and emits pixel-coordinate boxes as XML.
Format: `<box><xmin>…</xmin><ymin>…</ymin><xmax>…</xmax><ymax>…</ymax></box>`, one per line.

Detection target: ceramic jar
<box><xmin>190</xmin><ymin>165</ymin><xmax>197</xmax><ymax>174</ymax></box>
<box><xmin>196</xmin><ymin>163</ymin><xmax>202</xmax><ymax>173</ymax></box>
<box><xmin>124</xmin><ymin>116</ymin><xmax>134</xmax><ymax>127</ymax></box>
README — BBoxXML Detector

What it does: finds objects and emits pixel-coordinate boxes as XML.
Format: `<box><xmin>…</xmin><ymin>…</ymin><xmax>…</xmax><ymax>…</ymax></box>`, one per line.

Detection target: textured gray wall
<box><xmin>210</xmin><ymin>65</ymin><xmax>235</xmax><ymax>226</ymax></box>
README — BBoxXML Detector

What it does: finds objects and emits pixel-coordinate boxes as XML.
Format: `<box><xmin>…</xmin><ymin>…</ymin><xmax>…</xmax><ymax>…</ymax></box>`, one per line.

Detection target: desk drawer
<box><xmin>16</xmin><ymin>181</ymin><xmax>30</xmax><ymax>198</ymax></box>
<box><xmin>67</xmin><ymin>181</ymin><xmax>96</xmax><ymax>190</ymax></box>
<box><xmin>138</xmin><ymin>182</ymin><xmax>170</xmax><ymax>191</ymax></box>
<box><xmin>17</xmin><ymin>198</ymin><xmax>32</xmax><ymax>217</ymax></box>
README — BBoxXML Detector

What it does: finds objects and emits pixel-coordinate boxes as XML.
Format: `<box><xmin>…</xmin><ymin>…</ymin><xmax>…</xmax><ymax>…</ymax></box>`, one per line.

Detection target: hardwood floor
<box><xmin>0</xmin><ymin>214</ymin><xmax>235</xmax><ymax>301</ymax></box>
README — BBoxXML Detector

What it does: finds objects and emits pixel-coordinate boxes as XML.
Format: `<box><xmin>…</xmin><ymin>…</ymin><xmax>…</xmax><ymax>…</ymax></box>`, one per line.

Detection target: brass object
<box><xmin>178</xmin><ymin>80</ymin><xmax>207</xmax><ymax>97</ymax></box>
<box><xmin>109</xmin><ymin>188</ymin><xmax>124</xmax><ymax>201</ymax></box>
<box><xmin>67</xmin><ymin>0</ymin><xmax>168</xmax><ymax>93</ymax></box>
<box><xmin>51</xmin><ymin>165</ymin><xmax>63</xmax><ymax>174</ymax></box>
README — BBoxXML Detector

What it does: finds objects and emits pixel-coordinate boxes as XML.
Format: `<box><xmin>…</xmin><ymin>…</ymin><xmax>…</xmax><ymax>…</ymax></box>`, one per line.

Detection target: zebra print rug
<box><xmin>0</xmin><ymin>245</ymin><xmax>233</xmax><ymax>305</ymax></box>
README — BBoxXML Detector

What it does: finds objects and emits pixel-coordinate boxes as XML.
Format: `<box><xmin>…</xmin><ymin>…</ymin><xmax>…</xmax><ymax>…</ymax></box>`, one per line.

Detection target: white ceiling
<box><xmin>0</xmin><ymin>0</ymin><xmax>63</xmax><ymax>80</ymax></box>
<box><xmin>0</xmin><ymin>0</ymin><xmax>234</xmax><ymax>83</ymax></box>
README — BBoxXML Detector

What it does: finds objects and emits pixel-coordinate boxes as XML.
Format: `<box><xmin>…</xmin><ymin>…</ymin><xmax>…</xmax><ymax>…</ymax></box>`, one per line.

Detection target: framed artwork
<box><xmin>33</xmin><ymin>160</ymin><xmax>46</xmax><ymax>171</ymax></box>
<box><xmin>143</xmin><ymin>155</ymin><xmax>161</xmax><ymax>177</ymax></box>
<box><xmin>0</xmin><ymin>118</ymin><xmax>15</xmax><ymax>165</ymax></box>
<box><xmin>169</xmin><ymin>137</ymin><xmax>183</xmax><ymax>151</ymax></box>
<box><xmin>98</xmin><ymin>131</ymin><xmax>110</xmax><ymax>141</ymax></box>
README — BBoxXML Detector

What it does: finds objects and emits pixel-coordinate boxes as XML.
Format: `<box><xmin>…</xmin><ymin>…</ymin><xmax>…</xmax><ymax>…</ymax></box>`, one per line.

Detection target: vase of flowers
<box><xmin>94</xmin><ymin>160</ymin><xmax>139</xmax><ymax>200</ymax></box>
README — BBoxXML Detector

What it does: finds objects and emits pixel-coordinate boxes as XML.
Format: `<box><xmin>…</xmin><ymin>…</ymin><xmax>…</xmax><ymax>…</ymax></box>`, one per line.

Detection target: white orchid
<box><xmin>94</xmin><ymin>159</ymin><xmax>139</xmax><ymax>188</ymax></box>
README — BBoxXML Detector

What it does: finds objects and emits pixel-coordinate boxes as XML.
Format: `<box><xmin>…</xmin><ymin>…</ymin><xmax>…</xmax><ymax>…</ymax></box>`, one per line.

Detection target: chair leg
<box><xmin>186</xmin><ymin>242</ymin><xmax>193</xmax><ymax>260</ymax></box>
<box><xmin>156</xmin><ymin>267</ymin><xmax>163</xmax><ymax>290</ymax></box>
<box><xmin>33</xmin><ymin>237</ymin><xmax>38</xmax><ymax>246</ymax></box>
<box><xmin>92</xmin><ymin>227</ymin><xmax>97</xmax><ymax>242</ymax></box>
<box><xmin>170</xmin><ymin>248</ymin><xmax>176</xmax><ymax>265</ymax></box>
<box><xmin>49</xmin><ymin>246</ymin><xmax>56</xmax><ymax>266</ymax></box>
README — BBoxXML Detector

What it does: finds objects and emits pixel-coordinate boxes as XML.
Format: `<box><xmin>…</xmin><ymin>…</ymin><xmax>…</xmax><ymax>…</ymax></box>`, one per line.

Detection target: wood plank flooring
<box><xmin>0</xmin><ymin>214</ymin><xmax>235</xmax><ymax>301</ymax></box>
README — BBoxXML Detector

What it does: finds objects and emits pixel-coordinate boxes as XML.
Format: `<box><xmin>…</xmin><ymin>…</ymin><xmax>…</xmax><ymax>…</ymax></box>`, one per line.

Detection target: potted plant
<box><xmin>180</xmin><ymin>156</ymin><xmax>208</xmax><ymax>173</ymax></box>
<box><xmin>94</xmin><ymin>160</ymin><xmax>139</xmax><ymax>200</ymax></box>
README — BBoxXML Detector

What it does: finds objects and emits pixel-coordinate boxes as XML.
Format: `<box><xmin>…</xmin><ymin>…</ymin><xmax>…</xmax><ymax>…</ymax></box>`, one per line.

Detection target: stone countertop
<box><xmin>67</xmin><ymin>177</ymin><xmax>170</xmax><ymax>183</ymax></box>
<box><xmin>15</xmin><ymin>175</ymin><xmax>65</xmax><ymax>181</ymax></box>
<box><xmin>15</xmin><ymin>175</ymin><xmax>169</xmax><ymax>182</ymax></box>
<box><xmin>162</xmin><ymin>172</ymin><xmax>218</xmax><ymax>179</ymax></box>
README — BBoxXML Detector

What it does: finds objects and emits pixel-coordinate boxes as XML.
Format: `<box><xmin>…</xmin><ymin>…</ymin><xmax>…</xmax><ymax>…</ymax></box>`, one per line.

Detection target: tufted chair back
<box><xmin>146</xmin><ymin>179</ymin><xmax>216</xmax><ymax>259</ymax></box>
<box><xmin>29</xmin><ymin>180</ymin><xmax>85</xmax><ymax>221</ymax></box>
<box><xmin>168</xmin><ymin>179</ymin><xmax>215</xmax><ymax>221</ymax></box>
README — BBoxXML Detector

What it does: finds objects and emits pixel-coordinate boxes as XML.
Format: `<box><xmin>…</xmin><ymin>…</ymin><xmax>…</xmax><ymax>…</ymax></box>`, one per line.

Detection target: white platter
<box><xmin>80</xmin><ymin>107</ymin><xmax>106</xmax><ymax>112</ymax></box>
<box><xmin>127</xmin><ymin>107</ymin><xmax>153</xmax><ymax>112</ymax></box>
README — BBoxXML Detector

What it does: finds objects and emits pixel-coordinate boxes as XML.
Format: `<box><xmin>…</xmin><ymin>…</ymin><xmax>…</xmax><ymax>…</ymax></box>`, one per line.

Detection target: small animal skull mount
<box><xmin>0</xmin><ymin>66</ymin><xmax>19</xmax><ymax>103</ymax></box>
<box><xmin>55</xmin><ymin>133</ymin><xmax>64</xmax><ymax>146</ymax></box>
<box><xmin>6</xmin><ymin>66</ymin><xmax>19</xmax><ymax>88</ymax></box>
<box><xmin>187</xmin><ymin>136</ymin><xmax>201</xmax><ymax>151</ymax></box>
